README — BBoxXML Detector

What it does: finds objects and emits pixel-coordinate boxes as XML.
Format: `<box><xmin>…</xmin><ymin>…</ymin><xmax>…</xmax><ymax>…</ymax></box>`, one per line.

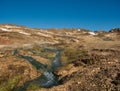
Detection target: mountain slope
<box><xmin>0</xmin><ymin>24</ymin><xmax>120</xmax><ymax>91</ymax></box>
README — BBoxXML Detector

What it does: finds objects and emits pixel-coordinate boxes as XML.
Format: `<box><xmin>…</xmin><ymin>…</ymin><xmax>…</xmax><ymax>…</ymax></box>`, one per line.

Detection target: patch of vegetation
<box><xmin>26</xmin><ymin>84</ymin><xmax>40</xmax><ymax>91</ymax></box>
<box><xmin>0</xmin><ymin>75</ymin><xmax>22</xmax><ymax>91</ymax></box>
<box><xmin>61</xmin><ymin>46</ymin><xmax>88</xmax><ymax>64</ymax></box>
<box><xmin>31</xmin><ymin>46</ymin><xmax>56</xmax><ymax>60</ymax></box>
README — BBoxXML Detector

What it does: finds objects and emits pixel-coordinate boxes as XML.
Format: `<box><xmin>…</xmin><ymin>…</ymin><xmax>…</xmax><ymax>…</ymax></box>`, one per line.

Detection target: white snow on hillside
<box><xmin>4</xmin><ymin>25</ymin><xmax>20</xmax><ymax>28</ymax></box>
<box><xmin>78</xmin><ymin>29</ymin><xmax>81</xmax><ymax>31</ymax></box>
<box><xmin>0</xmin><ymin>28</ymin><xmax>11</xmax><ymax>32</ymax></box>
<box><xmin>37</xmin><ymin>32</ymin><xmax>51</xmax><ymax>37</ymax></box>
<box><xmin>19</xmin><ymin>31</ymin><xmax>31</xmax><ymax>35</ymax></box>
<box><xmin>88</xmin><ymin>32</ymin><xmax>96</xmax><ymax>35</ymax></box>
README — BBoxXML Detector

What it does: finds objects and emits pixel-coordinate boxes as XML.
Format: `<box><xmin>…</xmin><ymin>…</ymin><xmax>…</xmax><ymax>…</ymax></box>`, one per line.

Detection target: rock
<box><xmin>109</xmin><ymin>28</ymin><xmax>120</xmax><ymax>33</ymax></box>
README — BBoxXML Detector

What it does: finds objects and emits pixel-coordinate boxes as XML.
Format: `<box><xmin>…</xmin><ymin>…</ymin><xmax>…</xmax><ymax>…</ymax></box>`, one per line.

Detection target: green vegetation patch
<box><xmin>0</xmin><ymin>75</ymin><xmax>22</xmax><ymax>91</ymax></box>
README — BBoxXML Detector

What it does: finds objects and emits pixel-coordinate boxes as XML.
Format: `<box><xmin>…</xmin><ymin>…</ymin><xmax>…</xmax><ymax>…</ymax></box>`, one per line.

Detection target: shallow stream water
<box><xmin>16</xmin><ymin>48</ymin><xmax>62</xmax><ymax>91</ymax></box>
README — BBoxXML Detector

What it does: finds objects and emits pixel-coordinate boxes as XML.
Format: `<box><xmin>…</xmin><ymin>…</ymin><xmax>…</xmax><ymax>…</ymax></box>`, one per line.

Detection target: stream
<box><xmin>15</xmin><ymin>48</ymin><xmax>62</xmax><ymax>91</ymax></box>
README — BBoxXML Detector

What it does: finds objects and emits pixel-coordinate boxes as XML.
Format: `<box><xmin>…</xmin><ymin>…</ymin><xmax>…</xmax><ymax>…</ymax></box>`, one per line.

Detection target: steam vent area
<box><xmin>0</xmin><ymin>24</ymin><xmax>120</xmax><ymax>91</ymax></box>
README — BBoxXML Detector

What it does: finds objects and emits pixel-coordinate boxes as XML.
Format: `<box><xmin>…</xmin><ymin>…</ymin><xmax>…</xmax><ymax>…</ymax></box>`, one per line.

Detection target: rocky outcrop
<box><xmin>109</xmin><ymin>28</ymin><xmax>120</xmax><ymax>33</ymax></box>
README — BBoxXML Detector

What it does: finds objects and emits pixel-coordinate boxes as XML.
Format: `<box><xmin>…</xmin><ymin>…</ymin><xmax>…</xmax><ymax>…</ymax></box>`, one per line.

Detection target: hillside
<box><xmin>0</xmin><ymin>24</ymin><xmax>120</xmax><ymax>91</ymax></box>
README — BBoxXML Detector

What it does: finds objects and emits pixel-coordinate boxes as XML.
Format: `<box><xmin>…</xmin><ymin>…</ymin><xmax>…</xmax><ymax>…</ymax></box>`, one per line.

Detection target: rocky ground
<box><xmin>0</xmin><ymin>24</ymin><xmax>120</xmax><ymax>91</ymax></box>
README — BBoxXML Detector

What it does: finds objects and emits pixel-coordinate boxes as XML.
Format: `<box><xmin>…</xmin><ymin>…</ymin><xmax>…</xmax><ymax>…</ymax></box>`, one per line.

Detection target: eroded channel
<box><xmin>15</xmin><ymin>48</ymin><xmax>62</xmax><ymax>91</ymax></box>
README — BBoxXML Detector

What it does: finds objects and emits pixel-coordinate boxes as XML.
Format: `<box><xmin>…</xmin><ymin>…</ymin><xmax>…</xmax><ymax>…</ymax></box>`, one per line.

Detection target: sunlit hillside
<box><xmin>0</xmin><ymin>24</ymin><xmax>120</xmax><ymax>91</ymax></box>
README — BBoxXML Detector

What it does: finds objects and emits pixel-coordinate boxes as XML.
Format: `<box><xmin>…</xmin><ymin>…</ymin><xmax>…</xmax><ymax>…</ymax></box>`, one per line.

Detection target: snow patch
<box><xmin>37</xmin><ymin>32</ymin><xmax>51</xmax><ymax>37</ymax></box>
<box><xmin>4</xmin><ymin>25</ymin><xmax>20</xmax><ymax>28</ymax></box>
<box><xmin>78</xmin><ymin>29</ymin><xmax>81</xmax><ymax>31</ymax></box>
<box><xmin>19</xmin><ymin>31</ymin><xmax>31</xmax><ymax>35</ymax></box>
<box><xmin>88</xmin><ymin>32</ymin><xmax>96</xmax><ymax>35</ymax></box>
<box><xmin>0</xmin><ymin>28</ymin><xmax>11</xmax><ymax>32</ymax></box>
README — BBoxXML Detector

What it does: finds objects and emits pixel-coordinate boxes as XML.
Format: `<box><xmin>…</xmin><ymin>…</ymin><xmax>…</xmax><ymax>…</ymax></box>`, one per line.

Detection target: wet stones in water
<box><xmin>51</xmin><ymin>51</ymin><xmax>62</xmax><ymax>71</ymax></box>
<box><xmin>39</xmin><ymin>71</ymin><xmax>58</xmax><ymax>88</ymax></box>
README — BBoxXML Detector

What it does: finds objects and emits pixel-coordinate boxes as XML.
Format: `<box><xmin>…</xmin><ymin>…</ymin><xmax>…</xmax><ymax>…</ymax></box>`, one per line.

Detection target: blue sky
<box><xmin>0</xmin><ymin>0</ymin><xmax>120</xmax><ymax>31</ymax></box>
